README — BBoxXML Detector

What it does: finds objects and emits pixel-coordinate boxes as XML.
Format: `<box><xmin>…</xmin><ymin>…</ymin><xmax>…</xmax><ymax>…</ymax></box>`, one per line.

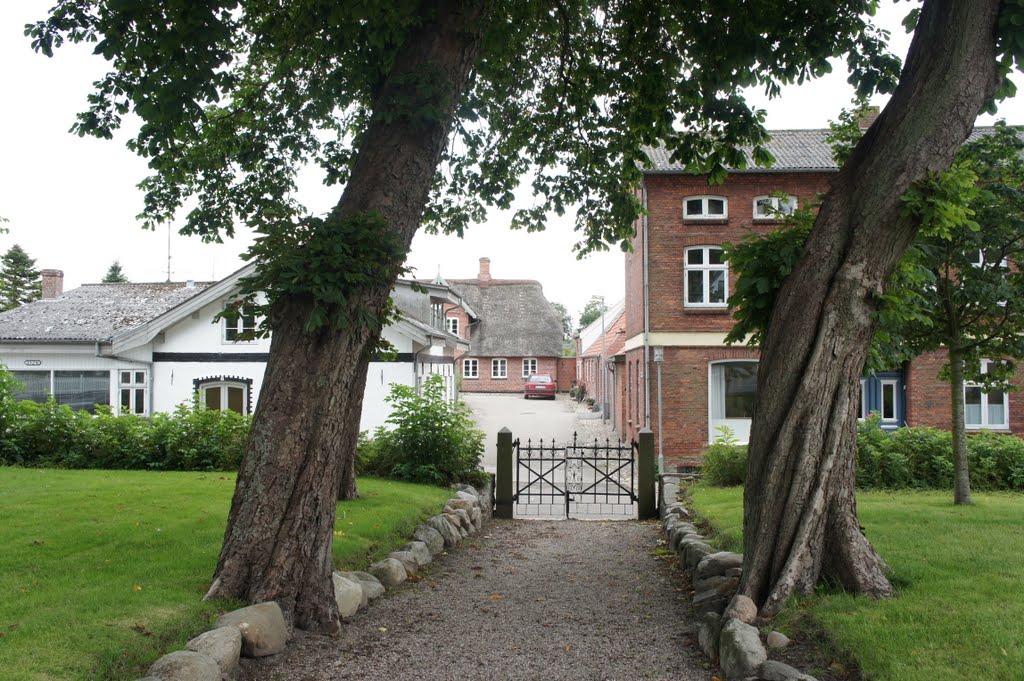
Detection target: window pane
<box><xmin>723</xmin><ymin>363</ymin><xmax>757</xmax><ymax>418</ymax></box>
<box><xmin>755</xmin><ymin>198</ymin><xmax>773</xmax><ymax>216</ymax></box>
<box><xmin>687</xmin><ymin>249</ymin><xmax>704</xmax><ymax>265</ymax></box>
<box><xmin>688</xmin><ymin>271</ymin><xmax>705</xmax><ymax>303</ymax></box>
<box><xmin>708</xmin><ymin>199</ymin><xmax>725</xmax><ymax>215</ymax></box>
<box><xmin>965</xmin><ymin>386</ymin><xmax>982</xmax><ymax>425</ymax></box>
<box><xmin>54</xmin><ymin>371</ymin><xmax>110</xmax><ymax>413</ymax></box>
<box><xmin>134</xmin><ymin>389</ymin><xmax>146</xmax><ymax>414</ymax></box>
<box><xmin>708</xmin><ymin>270</ymin><xmax>726</xmax><ymax>303</ymax></box>
<box><xmin>135</xmin><ymin>371</ymin><xmax>145</xmax><ymax>384</ymax></box>
<box><xmin>121</xmin><ymin>388</ymin><xmax>131</xmax><ymax>411</ymax></box>
<box><xmin>987</xmin><ymin>390</ymin><xmax>1006</xmax><ymax>426</ymax></box>
<box><xmin>881</xmin><ymin>383</ymin><xmax>896</xmax><ymax>420</ymax></box>
<box><xmin>12</xmin><ymin>371</ymin><xmax>49</xmax><ymax>403</ymax></box>
<box><xmin>205</xmin><ymin>387</ymin><xmax>221</xmax><ymax>411</ymax></box>
<box><xmin>227</xmin><ymin>387</ymin><xmax>245</xmax><ymax>414</ymax></box>
<box><xmin>121</xmin><ymin>371</ymin><xmax>131</xmax><ymax>384</ymax></box>
<box><xmin>685</xmin><ymin>199</ymin><xmax>703</xmax><ymax>215</ymax></box>
<box><xmin>780</xmin><ymin>198</ymin><xmax>796</xmax><ymax>215</ymax></box>
<box><xmin>225</xmin><ymin>324</ymin><xmax>238</xmax><ymax>341</ymax></box>
<box><xmin>708</xmin><ymin>248</ymin><xmax>724</xmax><ymax>265</ymax></box>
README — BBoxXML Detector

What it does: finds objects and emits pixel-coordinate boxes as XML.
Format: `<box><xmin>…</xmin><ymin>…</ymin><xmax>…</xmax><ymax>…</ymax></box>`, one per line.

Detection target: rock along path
<box><xmin>239</xmin><ymin>519</ymin><xmax>712</xmax><ymax>681</ymax></box>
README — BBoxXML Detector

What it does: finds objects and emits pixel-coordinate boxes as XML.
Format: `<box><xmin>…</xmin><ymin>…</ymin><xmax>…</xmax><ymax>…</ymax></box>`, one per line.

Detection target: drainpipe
<box><xmin>642</xmin><ymin>182</ymin><xmax>652</xmax><ymax>430</ymax></box>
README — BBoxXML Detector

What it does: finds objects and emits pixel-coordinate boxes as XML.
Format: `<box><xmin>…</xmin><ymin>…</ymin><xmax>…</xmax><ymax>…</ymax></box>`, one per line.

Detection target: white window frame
<box><xmin>683</xmin><ymin>195</ymin><xmax>728</xmax><ymax>220</ymax></box>
<box><xmin>684</xmin><ymin>245</ymin><xmax>728</xmax><ymax>308</ymax></box>
<box><xmin>223</xmin><ymin>303</ymin><xmax>257</xmax><ymax>343</ymax></box>
<box><xmin>118</xmin><ymin>370</ymin><xmax>148</xmax><ymax>416</ymax></box>
<box><xmin>708</xmin><ymin>360</ymin><xmax>758</xmax><ymax>444</ymax></box>
<box><xmin>198</xmin><ymin>379</ymin><xmax>250</xmax><ymax>415</ymax></box>
<box><xmin>445</xmin><ymin>316</ymin><xmax>459</xmax><ymax>335</ymax></box>
<box><xmin>492</xmin><ymin>358</ymin><xmax>508</xmax><ymax>379</ymax></box>
<box><xmin>879</xmin><ymin>379</ymin><xmax>899</xmax><ymax>423</ymax></box>
<box><xmin>964</xmin><ymin>359</ymin><xmax>1010</xmax><ymax>429</ymax></box>
<box><xmin>523</xmin><ymin>358</ymin><xmax>538</xmax><ymax>377</ymax></box>
<box><xmin>462</xmin><ymin>358</ymin><xmax>479</xmax><ymax>379</ymax></box>
<box><xmin>753</xmin><ymin>195</ymin><xmax>797</xmax><ymax>220</ymax></box>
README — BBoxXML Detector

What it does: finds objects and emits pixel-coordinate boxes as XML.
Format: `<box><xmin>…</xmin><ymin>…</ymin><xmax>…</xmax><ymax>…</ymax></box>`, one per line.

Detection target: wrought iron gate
<box><xmin>512</xmin><ymin>433</ymin><xmax>637</xmax><ymax>518</ymax></box>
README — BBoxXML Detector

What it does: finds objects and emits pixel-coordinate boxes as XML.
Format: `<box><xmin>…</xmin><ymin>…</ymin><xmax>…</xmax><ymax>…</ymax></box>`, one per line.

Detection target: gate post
<box><xmin>495</xmin><ymin>427</ymin><xmax>514</xmax><ymax>519</ymax></box>
<box><xmin>637</xmin><ymin>428</ymin><xmax>656</xmax><ymax>520</ymax></box>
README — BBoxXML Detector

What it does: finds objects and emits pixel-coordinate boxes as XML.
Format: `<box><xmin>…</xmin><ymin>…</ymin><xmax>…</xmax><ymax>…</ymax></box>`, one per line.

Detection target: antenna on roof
<box><xmin>166</xmin><ymin>223</ymin><xmax>172</xmax><ymax>283</ymax></box>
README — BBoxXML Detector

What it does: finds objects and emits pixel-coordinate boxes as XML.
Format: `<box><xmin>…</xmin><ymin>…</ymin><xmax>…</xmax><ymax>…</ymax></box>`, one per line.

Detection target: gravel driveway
<box><xmin>239</xmin><ymin>520</ymin><xmax>710</xmax><ymax>681</ymax></box>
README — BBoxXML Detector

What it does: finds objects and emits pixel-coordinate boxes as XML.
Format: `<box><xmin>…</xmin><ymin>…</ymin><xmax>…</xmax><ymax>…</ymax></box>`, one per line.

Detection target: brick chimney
<box><xmin>478</xmin><ymin>257</ymin><xmax>491</xmax><ymax>287</ymax></box>
<box><xmin>857</xmin><ymin>106</ymin><xmax>881</xmax><ymax>130</ymax></box>
<box><xmin>40</xmin><ymin>269</ymin><xmax>64</xmax><ymax>299</ymax></box>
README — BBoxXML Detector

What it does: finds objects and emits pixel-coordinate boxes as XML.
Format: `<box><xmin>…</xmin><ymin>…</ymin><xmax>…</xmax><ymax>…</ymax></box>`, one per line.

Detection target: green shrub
<box><xmin>701</xmin><ymin>427</ymin><xmax>748</xmax><ymax>486</ymax></box>
<box><xmin>967</xmin><ymin>430</ymin><xmax>1024</xmax><ymax>491</ymax></box>
<box><xmin>358</xmin><ymin>375</ymin><xmax>485</xmax><ymax>487</ymax></box>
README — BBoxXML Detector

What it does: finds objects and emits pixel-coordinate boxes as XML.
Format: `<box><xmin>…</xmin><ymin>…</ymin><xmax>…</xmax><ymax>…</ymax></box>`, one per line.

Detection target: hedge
<box><xmin>701</xmin><ymin>415</ymin><xmax>1024</xmax><ymax>490</ymax></box>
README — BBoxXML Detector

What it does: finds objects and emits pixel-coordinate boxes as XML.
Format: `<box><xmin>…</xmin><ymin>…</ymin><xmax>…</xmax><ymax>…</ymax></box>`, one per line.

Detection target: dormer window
<box><xmin>445</xmin><ymin>316</ymin><xmax>459</xmax><ymax>335</ymax></box>
<box><xmin>684</xmin><ymin>196</ymin><xmax>728</xmax><ymax>220</ymax></box>
<box><xmin>753</xmin><ymin>195</ymin><xmax>797</xmax><ymax>219</ymax></box>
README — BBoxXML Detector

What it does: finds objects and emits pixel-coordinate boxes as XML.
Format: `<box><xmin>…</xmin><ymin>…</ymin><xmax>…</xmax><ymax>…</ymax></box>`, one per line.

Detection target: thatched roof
<box><xmin>448</xmin><ymin>279</ymin><xmax>563</xmax><ymax>357</ymax></box>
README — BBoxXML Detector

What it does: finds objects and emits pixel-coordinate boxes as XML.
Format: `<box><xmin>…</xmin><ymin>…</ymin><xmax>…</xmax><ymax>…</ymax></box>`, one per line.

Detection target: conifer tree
<box><xmin>0</xmin><ymin>245</ymin><xmax>41</xmax><ymax>311</ymax></box>
<box><xmin>102</xmin><ymin>260</ymin><xmax>129</xmax><ymax>283</ymax></box>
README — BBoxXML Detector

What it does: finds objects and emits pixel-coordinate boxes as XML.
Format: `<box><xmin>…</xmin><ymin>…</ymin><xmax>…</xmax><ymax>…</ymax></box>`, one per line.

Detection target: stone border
<box><xmin>660</xmin><ymin>479</ymin><xmax>817</xmax><ymax>681</ymax></box>
<box><xmin>137</xmin><ymin>480</ymin><xmax>494</xmax><ymax>681</ymax></box>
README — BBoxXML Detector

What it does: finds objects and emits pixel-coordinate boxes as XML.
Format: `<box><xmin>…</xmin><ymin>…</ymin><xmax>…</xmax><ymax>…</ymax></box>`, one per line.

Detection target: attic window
<box><xmin>683</xmin><ymin>196</ymin><xmax>727</xmax><ymax>220</ymax></box>
<box><xmin>445</xmin><ymin>316</ymin><xmax>459</xmax><ymax>335</ymax></box>
<box><xmin>753</xmin><ymin>195</ymin><xmax>797</xmax><ymax>219</ymax></box>
<box><xmin>224</xmin><ymin>304</ymin><xmax>257</xmax><ymax>342</ymax></box>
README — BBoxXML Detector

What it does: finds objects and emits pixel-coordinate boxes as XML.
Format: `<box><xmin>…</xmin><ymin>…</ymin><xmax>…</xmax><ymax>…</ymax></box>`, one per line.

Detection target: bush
<box><xmin>356</xmin><ymin>374</ymin><xmax>485</xmax><ymax>487</ymax></box>
<box><xmin>0</xmin><ymin>368</ymin><xmax>250</xmax><ymax>471</ymax></box>
<box><xmin>701</xmin><ymin>427</ymin><xmax>748</xmax><ymax>486</ymax></box>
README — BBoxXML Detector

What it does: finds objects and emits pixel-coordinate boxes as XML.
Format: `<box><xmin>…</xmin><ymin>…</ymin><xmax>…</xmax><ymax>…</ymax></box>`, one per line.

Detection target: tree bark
<box><xmin>740</xmin><ymin>0</ymin><xmax>1000</xmax><ymax>617</ymax></box>
<box><xmin>949</xmin><ymin>347</ymin><xmax>973</xmax><ymax>505</ymax></box>
<box><xmin>205</xmin><ymin>0</ymin><xmax>490</xmax><ymax>634</ymax></box>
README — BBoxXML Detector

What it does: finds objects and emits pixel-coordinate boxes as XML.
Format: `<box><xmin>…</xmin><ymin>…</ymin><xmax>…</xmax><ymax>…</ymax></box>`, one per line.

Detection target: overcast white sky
<box><xmin>2</xmin><ymin>1</ymin><xmax>1022</xmax><ymax>323</ymax></box>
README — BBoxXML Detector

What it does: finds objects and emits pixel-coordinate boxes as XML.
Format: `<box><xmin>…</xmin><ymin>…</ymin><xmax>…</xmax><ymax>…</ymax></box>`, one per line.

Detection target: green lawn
<box><xmin>688</xmin><ymin>485</ymin><xmax>1024</xmax><ymax>681</ymax></box>
<box><xmin>0</xmin><ymin>468</ymin><xmax>451</xmax><ymax>681</ymax></box>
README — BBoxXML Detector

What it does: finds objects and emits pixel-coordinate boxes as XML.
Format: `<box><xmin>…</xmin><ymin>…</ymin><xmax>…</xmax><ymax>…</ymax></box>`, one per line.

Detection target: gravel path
<box><xmin>239</xmin><ymin>519</ymin><xmax>711</xmax><ymax>681</ymax></box>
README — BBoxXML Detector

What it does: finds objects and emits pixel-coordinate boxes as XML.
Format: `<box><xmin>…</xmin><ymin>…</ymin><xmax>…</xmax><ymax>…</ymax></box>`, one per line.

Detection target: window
<box><xmin>463</xmin><ymin>358</ymin><xmax>479</xmax><ymax>378</ymax></box>
<box><xmin>523</xmin><ymin>358</ymin><xmax>538</xmax><ymax>377</ymax></box>
<box><xmin>683</xmin><ymin>195</ymin><xmax>728</xmax><ymax>219</ymax></box>
<box><xmin>119</xmin><ymin>370</ymin><xmax>148</xmax><ymax>415</ymax></box>
<box><xmin>224</xmin><ymin>304</ymin><xmax>257</xmax><ymax>342</ymax></box>
<box><xmin>492</xmin><ymin>358</ymin><xmax>508</xmax><ymax>379</ymax></box>
<box><xmin>753</xmin><ymin>195</ymin><xmax>797</xmax><ymax>219</ymax></box>
<box><xmin>685</xmin><ymin>246</ymin><xmax>728</xmax><ymax>307</ymax></box>
<box><xmin>12</xmin><ymin>370</ymin><xmax>49</xmax><ymax>403</ymax></box>
<box><xmin>880</xmin><ymin>379</ymin><xmax>899</xmax><ymax>422</ymax></box>
<box><xmin>54</xmin><ymin>371</ymin><xmax>110</xmax><ymax>413</ymax></box>
<box><xmin>445</xmin><ymin>316</ymin><xmax>459</xmax><ymax>335</ymax></box>
<box><xmin>859</xmin><ymin>371</ymin><xmax>904</xmax><ymax>427</ymax></box>
<box><xmin>965</xmin><ymin>360</ymin><xmax>1009</xmax><ymax>429</ymax></box>
<box><xmin>709</xmin><ymin>361</ymin><xmax>758</xmax><ymax>443</ymax></box>
<box><xmin>966</xmin><ymin>250</ymin><xmax>1009</xmax><ymax>268</ymax></box>
<box><xmin>198</xmin><ymin>379</ymin><xmax>249</xmax><ymax>415</ymax></box>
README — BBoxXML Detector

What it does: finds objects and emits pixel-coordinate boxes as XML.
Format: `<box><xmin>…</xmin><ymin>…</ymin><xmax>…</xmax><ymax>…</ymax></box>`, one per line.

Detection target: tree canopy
<box><xmin>0</xmin><ymin>244</ymin><xmax>40</xmax><ymax>311</ymax></box>
<box><xmin>102</xmin><ymin>259</ymin><xmax>128</xmax><ymax>283</ymax></box>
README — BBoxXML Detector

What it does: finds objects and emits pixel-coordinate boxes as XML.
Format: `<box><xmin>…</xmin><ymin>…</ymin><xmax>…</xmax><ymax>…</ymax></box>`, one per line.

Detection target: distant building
<box><xmin>441</xmin><ymin>257</ymin><xmax>570</xmax><ymax>393</ymax></box>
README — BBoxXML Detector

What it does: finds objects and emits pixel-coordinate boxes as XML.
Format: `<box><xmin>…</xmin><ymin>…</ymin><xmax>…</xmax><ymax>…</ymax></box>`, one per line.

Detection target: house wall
<box><xmin>459</xmin><ymin>355</ymin><xmax>561</xmax><ymax>393</ymax></box>
<box><xmin>555</xmin><ymin>356</ymin><xmax>576</xmax><ymax>391</ymax></box>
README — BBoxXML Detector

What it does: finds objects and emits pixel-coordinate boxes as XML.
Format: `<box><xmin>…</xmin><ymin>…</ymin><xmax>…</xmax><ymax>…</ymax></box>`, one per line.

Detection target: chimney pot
<box><xmin>40</xmin><ymin>269</ymin><xmax>64</xmax><ymax>299</ymax></box>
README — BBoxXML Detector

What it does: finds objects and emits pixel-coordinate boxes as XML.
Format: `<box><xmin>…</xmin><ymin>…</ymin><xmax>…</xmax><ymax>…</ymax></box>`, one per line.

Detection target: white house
<box><xmin>0</xmin><ymin>266</ymin><xmax>474</xmax><ymax>432</ymax></box>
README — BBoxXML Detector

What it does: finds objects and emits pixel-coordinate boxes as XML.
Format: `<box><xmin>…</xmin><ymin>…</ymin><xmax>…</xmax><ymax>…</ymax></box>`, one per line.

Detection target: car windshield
<box><xmin>529</xmin><ymin>375</ymin><xmax>553</xmax><ymax>383</ymax></box>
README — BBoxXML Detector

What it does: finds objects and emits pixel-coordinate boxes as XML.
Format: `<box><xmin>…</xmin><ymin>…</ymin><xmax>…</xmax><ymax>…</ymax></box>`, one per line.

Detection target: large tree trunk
<box><xmin>206</xmin><ymin>0</ymin><xmax>490</xmax><ymax>634</ymax></box>
<box><xmin>741</xmin><ymin>0</ymin><xmax>1000</xmax><ymax>617</ymax></box>
<box><xmin>949</xmin><ymin>347</ymin><xmax>973</xmax><ymax>505</ymax></box>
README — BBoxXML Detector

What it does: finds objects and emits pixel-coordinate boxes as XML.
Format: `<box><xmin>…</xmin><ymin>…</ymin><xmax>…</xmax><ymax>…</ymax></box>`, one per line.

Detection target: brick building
<box><xmin>621</xmin><ymin>128</ymin><xmax>1024</xmax><ymax>471</ymax></box>
<box><xmin>442</xmin><ymin>258</ymin><xmax>567</xmax><ymax>393</ymax></box>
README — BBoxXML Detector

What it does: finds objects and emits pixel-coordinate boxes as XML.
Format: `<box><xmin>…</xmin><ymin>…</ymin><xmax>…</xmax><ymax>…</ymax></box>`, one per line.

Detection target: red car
<box><xmin>524</xmin><ymin>374</ymin><xmax>557</xmax><ymax>399</ymax></box>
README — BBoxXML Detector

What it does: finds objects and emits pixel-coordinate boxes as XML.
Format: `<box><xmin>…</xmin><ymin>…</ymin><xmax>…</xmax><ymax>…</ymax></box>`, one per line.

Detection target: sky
<box><xmin>2</xmin><ymin>2</ymin><xmax>1023</xmax><ymax>324</ymax></box>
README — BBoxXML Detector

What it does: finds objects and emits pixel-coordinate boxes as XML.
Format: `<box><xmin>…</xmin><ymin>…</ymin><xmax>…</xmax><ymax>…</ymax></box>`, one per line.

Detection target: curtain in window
<box><xmin>12</xmin><ymin>371</ymin><xmax>49</xmax><ymax>403</ymax></box>
<box><xmin>54</xmin><ymin>371</ymin><xmax>110</xmax><ymax>413</ymax></box>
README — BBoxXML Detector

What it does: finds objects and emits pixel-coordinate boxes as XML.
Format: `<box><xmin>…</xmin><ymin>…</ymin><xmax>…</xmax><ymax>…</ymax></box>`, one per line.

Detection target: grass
<box><xmin>687</xmin><ymin>484</ymin><xmax>1024</xmax><ymax>681</ymax></box>
<box><xmin>0</xmin><ymin>468</ymin><xmax>451</xmax><ymax>681</ymax></box>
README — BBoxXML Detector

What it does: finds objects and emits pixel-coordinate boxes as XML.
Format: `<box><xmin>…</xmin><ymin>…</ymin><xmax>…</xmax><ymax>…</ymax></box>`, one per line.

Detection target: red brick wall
<box><xmin>906</xmin><ymin>350</ymin><xmax>1024</xmax><ymax>435</ymax></box>
<box><xmin>459</xmin><ymin>355</ymin><xmax>561</xmax><ymax>393</ymax></box>
<box><xmin>642</xmin><ymin>173</ymin><xmax>833</xmax><ymax>334</ymax></box>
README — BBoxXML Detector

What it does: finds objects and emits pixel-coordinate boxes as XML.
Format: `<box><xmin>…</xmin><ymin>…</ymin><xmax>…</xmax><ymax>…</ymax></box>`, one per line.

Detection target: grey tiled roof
<box><xmin>642</xmin><ymin>129</ymin><xmax>837</xmax><ymax>174</ymax></box>
<box><xmin>643</xmin><ymin>126</ymin><xmax>1010</xmax><ymax>175</ymax></box>
<box><xmin>447</xmin><ymin>280</ymin><xmax>563</xmax><ymax>357</ymax></box>
<box><xmin>0</xmin><ymin>282</ymin><xmax>215</xmax><ymax>342</ymax></box>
